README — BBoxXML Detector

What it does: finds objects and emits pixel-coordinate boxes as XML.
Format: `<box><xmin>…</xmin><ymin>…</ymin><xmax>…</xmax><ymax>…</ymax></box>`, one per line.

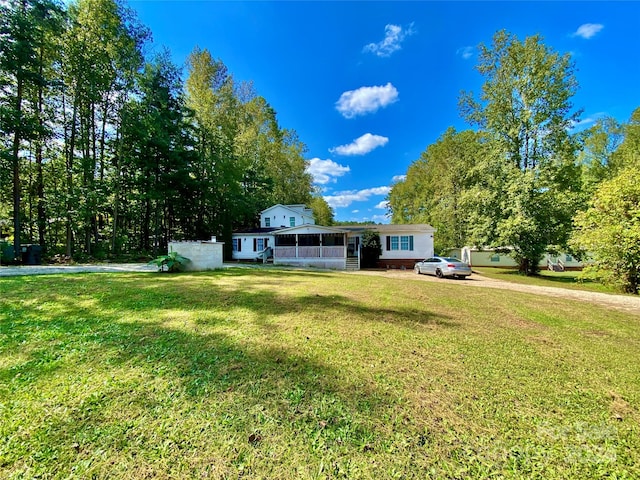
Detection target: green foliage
<box><xmin>388</xmin><ymin>128</ymin><xmax>484</xmax><ymax>251</ymax></box>
<box><xmin>458</xmin><ymin>30</ymin><xmax>582</xmax><ymax>274</ymax></box>
<box><xmin>308</xmin><ymin>195</ymin><xmax>334</xmax><ymax>226</ymax></box>
<box><xmin>0</xmin><ymin>2</ymin><xmax>314</xmax><ymax>263</ymax></box>
<box><xmin>360</xmin><ymin>230</ymin><xmax>382</xmax><ymax>268</ymax></box>
<box><xmin>572</xmin><ymin>166</ymin><xmax>640</xmax><ymax>294</ymax></box>
<box><xmin>148</xmin><ymin>248</ymin><xmax>190</xmax><ymax>272</ymax></box>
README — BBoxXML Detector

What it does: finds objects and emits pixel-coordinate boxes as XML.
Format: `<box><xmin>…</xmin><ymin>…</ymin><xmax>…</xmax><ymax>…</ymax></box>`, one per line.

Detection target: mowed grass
<box><xmin>1</xmin><ymin>268</ymin><xmax>639</xmax><ymax>479</ymax></box>
<box><xmin>473</xmin><ymin>267</ymin><xmax>619</xmax><ymax>294</ymax></box>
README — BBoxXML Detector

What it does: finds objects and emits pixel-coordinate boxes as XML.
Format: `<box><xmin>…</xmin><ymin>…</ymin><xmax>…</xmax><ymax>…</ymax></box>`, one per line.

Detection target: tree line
<box><xmin>1</xmin><ymin>0</ymin><xmax>331</xmax><ymax>262</ymax></box>
<box><xmin>388</xmin><ymin>31</ymin><xmax>640</xmax><ymax>292</ymax></box>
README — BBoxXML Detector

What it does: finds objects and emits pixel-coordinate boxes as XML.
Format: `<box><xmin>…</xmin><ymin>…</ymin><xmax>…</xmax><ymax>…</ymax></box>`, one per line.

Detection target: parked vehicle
<box><xmin>414</xmin><ymin>256</ymin><xmax>472</xmax><ymax>279</ymax></box>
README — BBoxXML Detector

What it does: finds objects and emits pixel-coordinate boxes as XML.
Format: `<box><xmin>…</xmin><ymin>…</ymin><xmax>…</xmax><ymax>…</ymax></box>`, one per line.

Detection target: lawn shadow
<box><xmin>0</xmin><ymin>270</ymin><xmax>454</xmax><ymax>475</ymax></box>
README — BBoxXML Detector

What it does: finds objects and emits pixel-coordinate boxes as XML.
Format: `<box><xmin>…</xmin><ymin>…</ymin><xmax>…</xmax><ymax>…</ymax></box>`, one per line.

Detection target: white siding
<box><xmin>260</xmin><ymin>205</ymin><xmax>314</xmax><ymax>228</ymax></box>
<box><xmin>379</xmin><ymin>232</ymin><xmax>434</xmax><ymax>261</ymax></box>
<box><xmin>231</xmin><ymin>234</ymin><xmax>275</xmax><ymax>261</ymax></box>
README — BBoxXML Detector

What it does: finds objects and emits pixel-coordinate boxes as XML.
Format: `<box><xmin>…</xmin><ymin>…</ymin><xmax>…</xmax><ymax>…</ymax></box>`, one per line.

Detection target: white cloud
<box><xmin>457</xmin><ymin>46</ymin><xmax>474</xmax><ymax>59</ymax></box>
<box><xmin>570</xmin><ymin>112</ymin><xmax>607</xmax><ymax>130</ymax></box>
<box><xmin>392</xmin><ymin>174</ymin><xmax>406</xmax><ymax>183</ymax></box>
<box><xmin>371</xmin><ymin>214</ymin><xmax>391</xmax><ymax>224</ymax></box>
<box><xmin>363</xmin><ymin>23</ymin><xmax>415</xmax><ymax>57</ymax></box>
<box><xmin>375</xmin><ymin>200</ymin><xmax>389</xmax><ymax>210</ymax></box>
<box><xmin>572</xmin><ymin>23</ymin><xmax>604</xmax><ymax>39</ymax></box>
<box><xmin>306</xmin><ymin>158</ymin><xmax>350</xmax><ymax>185</ymax></box>
<box><xmin>335</xmin><ymin>83</ymin><xmax>399</xmax><ymax>119</ymax></box>
<box><xmin>351</xmin><ymin>210</ymin><xmax>359</xmax><ymax>214</ymax></box>
<box><xmin>331</xmin><ymin>133</ymin><xmax>389</xmax><ymax>156</ymax></box>
<box><xmin>324</xmin><ymin>186</ymin><xmax>391</xmax><ymax>208</ymax></box>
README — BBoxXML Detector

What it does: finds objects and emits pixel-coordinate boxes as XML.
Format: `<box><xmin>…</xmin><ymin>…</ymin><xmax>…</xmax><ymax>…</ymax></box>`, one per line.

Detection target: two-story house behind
<box><xmin>231</xmin><ymin>204</ymin><xmax>315</xmax><ymax>261</ymax></box>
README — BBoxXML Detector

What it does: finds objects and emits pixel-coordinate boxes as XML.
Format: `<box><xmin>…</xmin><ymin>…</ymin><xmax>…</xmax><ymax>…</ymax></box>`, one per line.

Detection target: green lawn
<box><xmin>473</xmin><ymin>267</ymin><xmax>619</xmax><ymax>294</ymax></box>
<box><xmin>1</xmin><ymin>268</ymin><xmax>638</xmax><ymax>479</ymax></box>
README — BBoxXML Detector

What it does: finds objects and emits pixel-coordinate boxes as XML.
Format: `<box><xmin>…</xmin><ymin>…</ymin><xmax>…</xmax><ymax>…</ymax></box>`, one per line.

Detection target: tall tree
<box><xmin>571</xmin><ymin>165</ymin><xmax>640</xmax><ymax>294</ymax></box>
<box><xmin>388</xmin><ymin>128</ymin><xmax>483</xmax><ymax>253</ymax></box>
<box><xmin>459</xmin><ymin>30</ymin><xmax>582</xmax><ymax>274</ymax></box>
<box><xmin>0</xmin><ymin>0</ymin><xmax>62</xmax><ymax>261</ymax></box>
<box><xmin>308</xmin><ymin>195</ymin><xmax>334</xmax><ymax>226</ymax></box>
<box><xmin>61</xmin><ymin>0</ymin><xmax>147</xmax><ymax>256</ymax></box>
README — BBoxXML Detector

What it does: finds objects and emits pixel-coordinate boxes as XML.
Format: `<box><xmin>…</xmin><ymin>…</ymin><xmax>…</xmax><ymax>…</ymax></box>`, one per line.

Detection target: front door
<box><xmin>347</xmin><ymin>236</ymin><xmax>359</xmax><ymax>258</ymax></box>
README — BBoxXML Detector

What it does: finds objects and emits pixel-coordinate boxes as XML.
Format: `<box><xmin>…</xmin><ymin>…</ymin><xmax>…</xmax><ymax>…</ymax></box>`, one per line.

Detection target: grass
<box><xmin>1</xmin><ymin>268</ymin><xmax>639</xmax><ymax>479</ymax></box>
<box><xmin>472</xmin><ymin>267</ymin><xmax>620</xmax><ymax>294</ymax></box>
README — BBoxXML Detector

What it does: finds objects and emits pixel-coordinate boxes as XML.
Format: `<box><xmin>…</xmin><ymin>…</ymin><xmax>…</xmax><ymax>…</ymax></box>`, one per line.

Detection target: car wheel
<box><xmin>414</xmin><ymin>265</ymin><xmax>421</xmax><ymax>274</ymax></box>
<box><xmin>436</xmin><ymin>269</ymin><xmax>444</xmax><ymax>278</ymax></box>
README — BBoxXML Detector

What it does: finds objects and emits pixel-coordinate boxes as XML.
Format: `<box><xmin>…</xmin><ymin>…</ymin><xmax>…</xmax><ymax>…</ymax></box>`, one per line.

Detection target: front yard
<box><xmin>1</xmin><ymin>268</ymin><xmax>638</xmax><ymax>478</ymax></box>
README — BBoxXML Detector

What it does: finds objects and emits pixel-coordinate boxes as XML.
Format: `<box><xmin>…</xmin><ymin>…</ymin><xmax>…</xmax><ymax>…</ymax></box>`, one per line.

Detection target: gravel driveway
<box><xmin>350</xmin><ymin>268</ymin><xmax>640</xmax><ymax>316</ymax></box>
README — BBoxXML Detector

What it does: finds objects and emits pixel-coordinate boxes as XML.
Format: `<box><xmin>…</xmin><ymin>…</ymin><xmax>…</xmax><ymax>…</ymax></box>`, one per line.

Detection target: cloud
<box><xmin>392</xmin><ymin>174</ymin><xmax>406</xmax><ymax>183</ymax></box>
<box><xmin>331</xmin><ymin>133</ymin><xmax>389</xmax><ymax>156</ymax></box>
<box><xmin>363</xmin><ymin>23</ymin><xmax>415</xmax><ymax>57</ymax></box>
<box><xmin>374</xmin><ymin>200</ymin><xmax>389</xmax><ymax>210</ymax></box>
<box><xmin>306</xmin><ymin>158</ymin><xmax>350</xmax><ymax>185</ymax></box>
<box><xmin>457</xmin><ymin>46</ymin><xmax>474</xmax><ymax>59</ymax></box>
<box><xmin>351</xmin><ymin>210</ymin><xmax>359</xmax><ymax>214</ymax></box>
<box><xmin>324</xmin><ymin>186</ymin><xmax>391</xmax><ymax>208</ymax></box>
<box><xmin>335</xmin><ymin>83</ymin><xmax>399</xmax><ymax>119</ymax></box>
<box><xmin>572</xmin><ymin>23</ymin><xmax>604</xmax><ymax>39</ymax></box>
<box><xmin>371</xmin><ymin>214</ymin><xmax>391</xmax><ymax>224</ymax></box>
<box><xmin>570</xmin><ymin>112</ymin><xmax>607</xmax><ymax>130</ymax></box>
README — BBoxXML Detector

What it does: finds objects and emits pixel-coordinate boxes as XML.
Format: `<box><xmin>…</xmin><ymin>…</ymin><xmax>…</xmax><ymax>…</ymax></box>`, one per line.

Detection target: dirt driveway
<box><xmin>350</xmin><ymin>268</ymin><xmax>640</xmax><ymax>316</ymax></box>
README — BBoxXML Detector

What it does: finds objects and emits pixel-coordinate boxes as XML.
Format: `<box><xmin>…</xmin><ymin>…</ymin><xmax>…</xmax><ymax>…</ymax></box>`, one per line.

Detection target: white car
<box><xmin>414</xmin><ymin>256</ymin><xmax>472</xmax><ymax>279</ymax></box>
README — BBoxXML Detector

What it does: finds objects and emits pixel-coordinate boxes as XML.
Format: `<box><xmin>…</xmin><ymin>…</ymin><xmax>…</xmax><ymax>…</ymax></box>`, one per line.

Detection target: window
<box><xmin>265</xmin><ymin>217</ymin><xmax>270</xmax><ymax>227</ymax></box>
<box><xmin>386</xmin><ymin>235</ymin><xmax>414</xmax><ymax>251</ymax></box>
<box><xmin>232</xmin><ymin>238</ymin><xmax>241</xmax><ymax>252</ymax></box>
<box><xmin>322</xmin><ymin>233</ymin><xmax>344</xmax><ymax>246</ymax></box>
<box><xmin>490</xmin><ymin>255</ymin><xmax>500</xmax><ymax>262</ymax></box>
<box><xmin>275</xmin><ymin>234</ymin><xmax>296</xmax><ymax>246</ymax></box>
<box><xmin>565</xmin><ymin>254</ymin><xmax>573</xmax><ymax>262</ymax></box>
<box><xmin>289</xmin><ymin>216</ymin><xmax>295</xmax><ymax>227</ymax></box>
<box><xmin>255</xmin><ymin>238</ymin><xmax>265</xmax><ymax>251</ymax></box>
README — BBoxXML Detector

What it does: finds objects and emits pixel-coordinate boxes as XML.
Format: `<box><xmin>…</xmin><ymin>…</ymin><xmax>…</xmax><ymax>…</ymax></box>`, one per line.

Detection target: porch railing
<box><xmin>274</xmin><ymin>246</ymin><xmax>346</xmax><ymax>259</ymax></box>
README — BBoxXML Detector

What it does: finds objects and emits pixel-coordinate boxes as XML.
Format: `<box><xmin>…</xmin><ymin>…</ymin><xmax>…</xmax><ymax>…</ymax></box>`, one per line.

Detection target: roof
<box><xmin>272</xmin><ymin>225</ymin><xmax>349</xmax><ymax>235</ymax></box>
<box><xmin>339</xmin><ymin>224</ymin><xmax>436</xmax><ymax>234</ymax></box>
<box><xmin>260</xmin><ymin>204</ymin><xmax>314</xmax><ymax>218</ymax></box>
<box><xmin>232</xmin><ymin>227</ymin><xmax>280</xmax><ymax>235</ymax></box>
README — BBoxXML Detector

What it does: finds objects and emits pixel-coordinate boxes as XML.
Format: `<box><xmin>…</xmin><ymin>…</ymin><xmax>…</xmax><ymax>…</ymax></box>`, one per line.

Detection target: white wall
<box><xmin>168</xmin><ymin>241</ymin><xmax>224</xmax><ymax>271</ymax></box>
<box><xmin>231</xmin><ymin>235</ymin><xmax>274</xmax><ymax>261</ymax></box>
<box><xmin>379</xmin><ymin>232</ymin><xmax>434</xmax><ymax>260</ymax></box>
<box><xmin>261</xmin><ymin>205</ymin><xmax>314</xmax><ymax>228</ymax></box>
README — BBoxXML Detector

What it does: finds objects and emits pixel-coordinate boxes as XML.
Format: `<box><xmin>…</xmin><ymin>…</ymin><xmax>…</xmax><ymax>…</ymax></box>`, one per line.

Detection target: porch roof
<box><xmin>272</xmin><ymin>225</ymin><xmax>349</xmax><ymax>235</ymax></box>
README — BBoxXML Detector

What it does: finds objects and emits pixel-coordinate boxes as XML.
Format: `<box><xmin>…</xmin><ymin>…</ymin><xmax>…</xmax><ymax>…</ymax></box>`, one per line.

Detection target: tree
<box><xmin>571</xmin><ymin>166</ymin><xmax>640</xmax><ymax>294</ymax></box>
<box><xmin>308</xmin><ymin>195</ymin><xmax>334</xmax><ymax>226</ymax></box>
<box><xmin>459</xmin><ymin>30</ymin><xmax>582</xmax><ymax>274</ymax></box>
<box><xmin>578</xmin><ymin>117</ymin><xmax>624</xmax><ymax>195</ymax></box>
<box><xmin>388</xmin><ymin>128</ymin><xmax>483</xmax><ymax>253</ymax></box>
<box><xmin>0</xmin><ymin>0</ymin><xmax>63</xmax><ymax>261</ymax></box>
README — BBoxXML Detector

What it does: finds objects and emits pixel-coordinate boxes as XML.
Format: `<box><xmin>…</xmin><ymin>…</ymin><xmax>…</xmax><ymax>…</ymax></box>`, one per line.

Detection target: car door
<box><xmin>423</xmin><ymin>258</ymin><xmax>437</xmax><ymax>275</ymax></box>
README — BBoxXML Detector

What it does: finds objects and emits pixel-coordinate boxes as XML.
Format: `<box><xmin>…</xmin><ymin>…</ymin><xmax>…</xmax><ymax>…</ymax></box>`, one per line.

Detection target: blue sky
<box><xmin>128</xmin><ymin>1</ymin><xmax>640</xmax><ymax>223</ymax></box>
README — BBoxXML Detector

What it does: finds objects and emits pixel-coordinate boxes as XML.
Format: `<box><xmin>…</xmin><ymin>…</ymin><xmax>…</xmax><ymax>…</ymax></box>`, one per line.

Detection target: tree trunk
<box><xmin>12</xmin><ymin>72</ymin><xmax>24</xmax><ymax>262</ymax></box>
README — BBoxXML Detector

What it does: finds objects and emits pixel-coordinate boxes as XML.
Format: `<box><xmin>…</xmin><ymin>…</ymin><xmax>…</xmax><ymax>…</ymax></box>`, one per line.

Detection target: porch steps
<box><xmin>345</xmin><ymin>258</ymin><xmax>359</xmax><ymax>271</ymax></box>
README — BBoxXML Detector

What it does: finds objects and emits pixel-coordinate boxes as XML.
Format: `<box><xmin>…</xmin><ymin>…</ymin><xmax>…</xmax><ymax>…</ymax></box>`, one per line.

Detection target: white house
<box><xmin>451</xmin><ymin>246</ymin><xmax>592</xmax><ymax>271</ymax></box>
<box><xmin>231</xmin><ymin>205</ymin><xmax>436</xmax><ymax>270</ymax></box>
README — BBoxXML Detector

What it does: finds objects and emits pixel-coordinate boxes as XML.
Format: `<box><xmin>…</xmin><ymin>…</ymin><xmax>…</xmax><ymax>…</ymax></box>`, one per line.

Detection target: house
<box><xmin>450</xmin><ymin>246</ymin><xmax>592</xmax><ymax>271</ymax></box>
<box><xmin>231</xmin><ymin>204</ymin><xmax>436</xmax><ymax>270</ymax></box>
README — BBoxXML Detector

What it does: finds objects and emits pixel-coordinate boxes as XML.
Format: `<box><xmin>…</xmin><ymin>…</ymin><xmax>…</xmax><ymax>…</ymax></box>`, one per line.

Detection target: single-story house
<box><xmin>231</xmin><ymin>204</ymin><xmax>436</xmax><ymax>270</ymax></box>
<box><xmin>449</xmin><ymin>246</ymin><xmax>592</xmax><ymax>271</ymax></box>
